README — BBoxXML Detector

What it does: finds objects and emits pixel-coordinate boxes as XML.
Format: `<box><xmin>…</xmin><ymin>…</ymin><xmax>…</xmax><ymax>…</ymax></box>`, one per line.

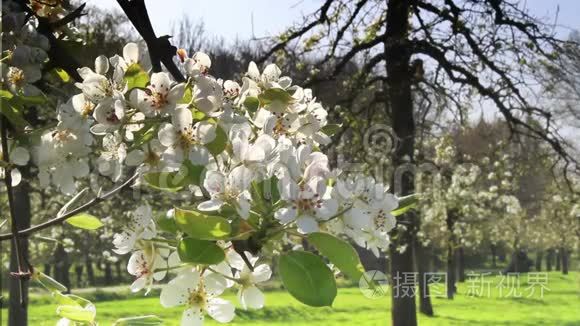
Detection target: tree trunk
<box><xmin>561</xmin><ymin>248</ymin><xmax>568</xmax><ymax>275</ymax></box>
<box><xmin>456</xmin><ymin>247</ymin><xmax>465</xmax><ymax>282</ymax></box>
<box><xmin>491</xmin><ymin>245</ymin><xmax>497</xmax><ymax>268</ymax></box>
<box><xmin>54</xmin><ymin>244</ymin><xmax>71</xmax><ymax>293</ymax></box>
<box><xmin>8</xmin><ymin>181</ymin><xmax>31</xmax><ymax>326</ymax></box>
<box><xmin>75</xmin><ymin>265</ymin><xmax>84</xmax><ymax>288</ymax></box>
<box><xmin>446</xmin><ymin>244</ymin><xmax>455</xmax><ymax>299</ymax></box>
<box><xmin>414</xmin><ymin>240</ymin><xmax>433</xmax><ymax>316</ymax></box>
<box><xmin>85</xmin><ymin>256</ymin><xmax>95</xmax><ymax>286</ymax></box>
<box><xmin>385</xmin><ymin>0</ymin><xmax>417</xmax><ymax>325</ymax></box>
<box><xmin>535</xmin><ymin>251</ymin><xmax>542</xmax><ymax>271</ymax></box>
<box><xmin>104</xmin><ymin>262</ymin><xmax>113</xmax><ymax>285</ymax></box>
<box><xmin>546</xmin><ymin>249</ymin><xmax>553</xmax><ymax>271</ymax></box>
<box><xmin>43</xmin><ymin>263</ymin><xmax>51</xmax><ymax>277</ymax></box>
<box><xmin>555</xmin><ymin>250</ymin><xmax>561</xmax><ymax>271</ymax></box>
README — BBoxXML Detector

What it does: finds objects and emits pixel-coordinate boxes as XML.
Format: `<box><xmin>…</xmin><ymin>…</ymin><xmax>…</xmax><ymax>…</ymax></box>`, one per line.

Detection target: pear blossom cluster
<box><xmin>1</xmin><ymin>33</ymin><xmax>404</xmax><ymax>323</ymax></box>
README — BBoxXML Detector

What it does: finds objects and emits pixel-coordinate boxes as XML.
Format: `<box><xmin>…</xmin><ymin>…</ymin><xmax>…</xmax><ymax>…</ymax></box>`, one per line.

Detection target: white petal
<box><xmin>150</xmin><ymin>72</ymin><xmax>171</xmax><ymax>94</ymax></box>
<box><xmin>181</xmin><ymin>308</ymin><xmax>204</xmax><ymax>326</ymax></box>
<box><xmin>251</xmin><ymin>264</ymin><xmax>272</xmax><ymax>284</ymax></box>
<box><xmin>274</xmin><ymin>207</ymin><xmax>297</xmax><ymax>224</ymax></box>
<box><xmin>315</xmin><ymin>199</ymin><xmax>339</xmax><ymax>220</ymax></box>
<box><xmin>207</xmin><ymin>298</ymin><xmax>235</xmax><ymax>323</ymax></box>
<box><xmin>167</xmin><ymin>83</ymin><xmax>185</xmax><ymax>103</ymax></box>
<box><xmin>130</xmin><ymin>277</ymin><xmax>147</xmax><ymax>293</ymax></box>
<box><xmin>158</xmin><ymin>123</ymin><xmax>178</xmax><ymax>147</ymax></box>
<box><xmin>160</xmin><ymin>283</ymin><xmax>188</xmax><ymax>307</ymax></box>
<box><xmin>195</xmin><ymin>121</ymin><xmax>216</xmax><ymax>144</ymax></box>
<box><xmin>198</xmin><ymin>199</ymin><xmax>224</xmax><ymax>211</ymax></box>
<box><xmin>172</xmin><ymin>107</ymin><xmax>193</xmax><ymax>130</ymax></box>
<box><xmin>247</xmin><ymin>62</ymin><xmax>260</xmax><ymax>81</ymax></box>
<box><xmin>239</xmin><ymin>286</ymin><xmax>265</xmax><ymax>310</ymax></box>
<box><xmin>203</xmin><ymin>171</ymin><xmax>225</xmax><ymax>194</ymax></box>
<box><xmin>10</xmin><ymin>147</ymin><xmax>29</xmax><ymax>165</ymax></box>
<box><xmin>10</xmin><ymin>169</ymin><xmax>21</xmax><ymax>186</ymax></box>
<box><xmin>95</xmin><ymin>55</ymin><xmax>109</xmax><ymax>75</ymax></box>
<box><xmin>296</xmin><ymin>216</ymin><xmax>319</xmax><ymax>234</ymax></box>
<box><xmin>123</xmin><ymin>43</ymin><xmax>139</xmax><ymax>64</ymax></box>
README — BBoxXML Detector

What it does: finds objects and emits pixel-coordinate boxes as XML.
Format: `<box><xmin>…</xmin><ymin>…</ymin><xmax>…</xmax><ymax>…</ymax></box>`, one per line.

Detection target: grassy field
<box><xmin>6</xmin><ymin>272</ymin><xmax>579</xmax><ymax>325</ymax></box>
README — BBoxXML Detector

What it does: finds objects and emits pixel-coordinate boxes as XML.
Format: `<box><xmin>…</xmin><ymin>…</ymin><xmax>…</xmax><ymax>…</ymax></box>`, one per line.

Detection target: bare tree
<box><xmin>259</xmin><ymin>1</ymin><xmax>579</xmax><ymax>325</ymax></box>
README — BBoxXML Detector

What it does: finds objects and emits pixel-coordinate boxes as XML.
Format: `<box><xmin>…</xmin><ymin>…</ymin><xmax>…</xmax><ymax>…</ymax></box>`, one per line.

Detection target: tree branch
<box><xmin>1</xmin><ymin>116</ymin><xmax>28</xmax><ymax>306</ymax></box>
<box><xmin>0</xmin><ymin>173</ymin><xmax>139</xmax><ymax>241</ymax></box>
<box><xmin>116</xmin><ymin>0</ymin><xmax>185</xmax><ymax>82</ymax></box>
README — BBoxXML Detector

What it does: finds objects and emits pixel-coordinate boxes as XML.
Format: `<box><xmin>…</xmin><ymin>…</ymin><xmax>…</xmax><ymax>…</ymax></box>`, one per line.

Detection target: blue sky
<box><xmin>92</xmin><ymin>0</ymin><xmax>580</xmax><ymax>42</ymax></box>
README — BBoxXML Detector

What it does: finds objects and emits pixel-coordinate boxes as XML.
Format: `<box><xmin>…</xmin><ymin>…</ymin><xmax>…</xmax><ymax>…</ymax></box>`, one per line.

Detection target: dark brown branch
<box><xmin>116</xmin><ymin>0</ymin><xmax>185</xmax><ymax>82</ymax></box>
<box><xmin>15</xmin><ymin>0</ymin><xmax>86</xmax><ymax>82</ymax></box>
<box><xmin>1</xmin><ymin>116</ymin><xmax>28</xmax><ymax>306</ymax></box>
<box><xmin>257</xmin><ymin>0</ymin><xmax>334</xmax><ymax>63</ymax></box>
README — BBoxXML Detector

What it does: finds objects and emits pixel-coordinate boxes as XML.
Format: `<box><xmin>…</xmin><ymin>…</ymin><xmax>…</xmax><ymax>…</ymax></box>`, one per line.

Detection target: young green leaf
<box><xmin>56</xmin><ymin>304</ymin><xmax>96</xmax><ymax>323</ymax></box>
<box><xmin>243</xmin><ymin>96</ymin><xmax>260</xmax><ymax>112</ymax></box>
<box><xmin>320</xmin><ymin>124</ymin><xmax>342</xmax><ymax>136</ymax></box>
<box><xmin>113</xmin><ymin>315</ymin><xmax>163</xmax><ymax>325</ymax></box>
<box><xmin>205</xmin><ymin>124</ymin><xmax>227</xmax><ymax>155</ymax></box>
<box><xmin>143</xmin><ymin>161</ymin><xmax>204</xmax><ymax>192</ymax></box>
<box><xmin>258</xmin><ymin>88</ymin><xmax>294</xmax><ymax>106</ymax></box>
<box><xmin>124</xmin><ymin>63</ymin><xmax>150</xmax><ymax>90</ymax></box>
<box><xmin>307</xmin><ymin>232</ymin><xmax>365</xmax><ymax>280</ymax></box>
<box><xmin>33</xmin><ymin>271</ymin><xmax>67</xmax><ymax>293</ymax></box>
<box><xmin>174</xmin><ymin>208</ymin><xmax>231</xmax><ymax>240</ymax></box>
<box><xmin>65</xmin><ymin>213</ymin><xmax>103</xmax><ymax>230</ymax></box>
<box><xmin>391</xmin><ymin>194</ymin><xmax>418</xmax><ymax>217</ymax></box>
<box><xmin>278</xmin><ymin>251</ymin><xmax>337</xmax><ymax>307</ymax></box>
<box><xmin>177</xmin><ymin>238</ymin><xmax>225</xmax><ymax>265</ymax></box>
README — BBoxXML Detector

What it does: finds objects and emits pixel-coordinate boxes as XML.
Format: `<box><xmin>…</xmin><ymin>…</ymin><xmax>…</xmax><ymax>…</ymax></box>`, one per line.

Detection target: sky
<box><xmin>91</xmin><ymin>0</ymin><xmax>580</xmax><ymax>42</ymax></box>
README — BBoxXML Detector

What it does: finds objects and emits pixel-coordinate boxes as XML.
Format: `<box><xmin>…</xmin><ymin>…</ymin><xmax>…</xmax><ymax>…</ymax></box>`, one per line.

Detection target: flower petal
<box><xmin>207</xmin><ymin>298</ymin><xmax>235</xmax><ymax>323</ymax></box>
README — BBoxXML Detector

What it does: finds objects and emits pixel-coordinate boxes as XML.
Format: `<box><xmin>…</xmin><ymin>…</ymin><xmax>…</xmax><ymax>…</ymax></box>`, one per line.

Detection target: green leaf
<box><xmin>258</xmin><ymin>88</ymin><xmax>294</xmax><ymax>107</ymax></box>
<box><xmin>391</xmin><ymin>194</ymin><xmax>418</xmax><ymax>217</ymax></box>
<box><xmin>321</xmin><ymin>124</ymin><xmax>342</xmax><ymax>136</ymax></box>
<box><xmin>56</xmin><ymin>304</ymin><xmax>96</xmax><ymax>323</ymax></box>
<box><xmin>34</xmin><ymin>271</ymin><xmax>67</xmax><ymax>292</ymax></box>
<box><xmin>124</xmin><ymin>63</ymin><xmax>150</xmax><ymax>90</ymax></box>
<box><xmin>53</xmin><ymin>292</ymin><xmax>92</xmax><ymax>307</ymax></box>
<box><xmin>131</xmin><ymin>124</ymin><xmax>157</xmax><ymax>149</ymax></box>
<box><xmin>253</xmin><ymin>176</ymin><xmax>280</xmax><ymax>203</ymax></box>
<box><xmin>18</xmin><ymin>94</ymin><xmax>46</xmax><ymax>105</ymax></box>
<box><xmin>53</xmin><ymin>68</ymin><xmax>71</xmax><ymax>83</ymax></box>
<box><xmin>0</xmin><ymin>90</ymin><xmax>14</xmax><ymax>99</ymax></box>
<box><xmin>143</xmin><ymin>161</ymin><xmax>203</xmax><ymax>192</ymax></box>
<box><xmin>113</xmin><ymin>315</ymin><xmax>163</xmax><ymax>326</ymax></box>
<box><xmin>179</xmin><ymin>86</ymin><xmax>192</xmax><ymax>104</ymax></box>
<box><xmin>205</xmin><ymin>124</ymin><xmax>227</xmax><ymax>155</ymax></box>
<box><xmin>65</xmin><ymin>213</ymin><xmax>103</xmax><ymax>230</ymax></box>
<box><xmin>0</xmin><ymin>98</ymin><xmax>28</xmax><ymax>129</ymax></box>
<box><xmin>243</xmin><ymin>96</ymin><xmax>260</xmax><ymax>113</ymax></box>
<box><xmin>307</xmin><ymin>232</ymin><xmax>365</xmax><ymax>280</ymax></box>
<box><xmin>156</xmin><ymin>216</ymin><xmax>179</xmax><ymax>234</ymax></box>
<box><xmin>278</xmin><ymin>251</ymin><xmax>337</xmax><ymax>307</ymax></box>
<box><xmin>177</xmin><ymin>238</ymin><xmax>225</xmax><ymax>265</ymax></box>
<box><xmin>174</xmin><ymin>208</ymin><xmax>231</xmax><ymax>240</ymax></box>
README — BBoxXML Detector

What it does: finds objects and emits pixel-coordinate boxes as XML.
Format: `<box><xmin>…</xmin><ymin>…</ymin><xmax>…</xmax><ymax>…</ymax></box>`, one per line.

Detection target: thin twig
<box><xmin>0</xmin><ymin>173</ymin><xmax>139</xmax><ymax>241</ymax></box>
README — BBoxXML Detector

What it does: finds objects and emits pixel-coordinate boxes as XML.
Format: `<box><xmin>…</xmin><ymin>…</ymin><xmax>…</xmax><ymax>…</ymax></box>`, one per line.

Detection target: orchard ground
<box><xmin>3</xmin><ymin>271</ymin><xmax>577</xmax><ymax>325</ymax></box>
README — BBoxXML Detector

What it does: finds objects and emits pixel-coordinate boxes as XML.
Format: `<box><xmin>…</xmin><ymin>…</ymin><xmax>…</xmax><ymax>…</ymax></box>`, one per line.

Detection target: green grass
<box><xmin>9</xmin><ymin>272</ymin><xmax>580</xmax><ymax>325</ymax></box>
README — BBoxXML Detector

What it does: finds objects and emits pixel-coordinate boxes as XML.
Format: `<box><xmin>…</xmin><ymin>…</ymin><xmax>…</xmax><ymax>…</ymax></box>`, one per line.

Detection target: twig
<box><xmin>1</xmin><ymin>116</ymin><xmax>28</xmax><ymax>306</ymax></box>
<box><xmin>0</xmin><ymin>173</ymin><xmax>139</xmax><ymax>241</ymax></box>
